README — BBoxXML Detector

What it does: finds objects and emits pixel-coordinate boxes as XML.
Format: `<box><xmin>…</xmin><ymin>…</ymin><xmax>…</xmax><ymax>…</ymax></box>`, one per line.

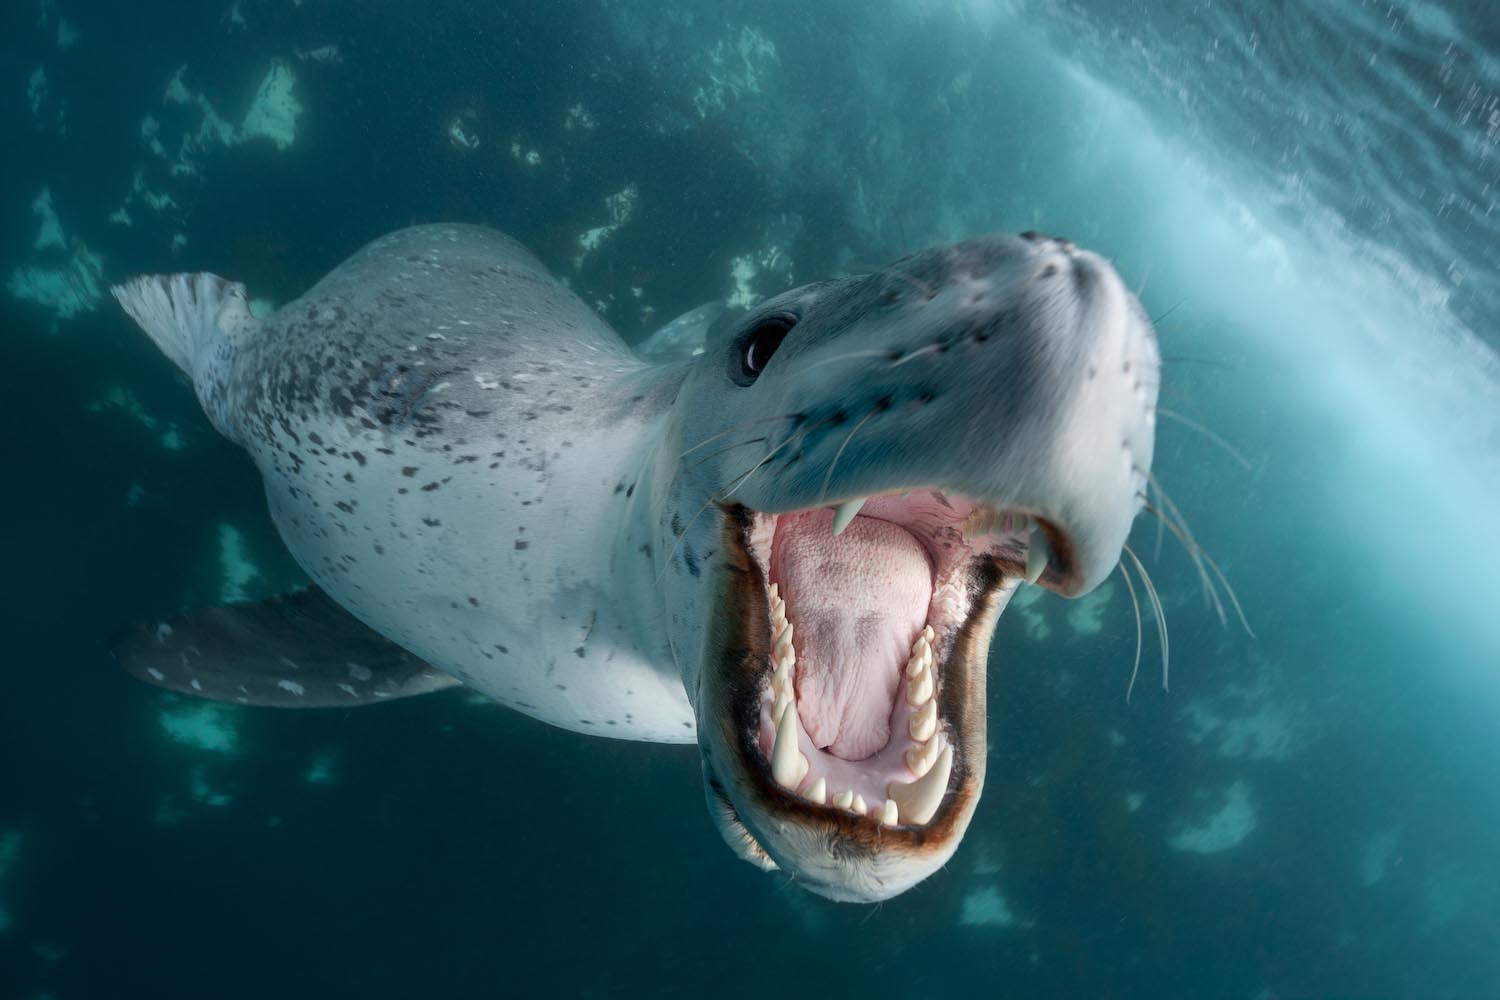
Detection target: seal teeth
<box><xmin>1025</xmin><ymin>522</ymin><xmax>1051</xmax><ymax>584</ymax></box>
<box><xmin>771</xmin><ymin>698</ymin><xmax>809</xmax><ymax>790</ymax></box>
<box><xmin>909</xmin><ymin>698</ymin><xmax>938</xmax><ymax>742</ymax></box>
<box><xmin>905</xmin><ymin>734</ymin><xmax>942</xmax><ymax>777</ymax></box>
<box><xmin>905</xmin><ymin>658</ymin><xmax>934</xmax><ymax>706</ymax></box>
<box><xmin>831</xmin><ymin>496</ymin><xmax>867</xmax><ymax>536</ymax></box>
<box><xmin>879</xmin><ymin>798</ymin><xmax>899</xmax><ymax>827</ymax></box>
<box><xmin>887</xmin><ymin>746</ymin><xmax>953</xmax><ymax>825</ymax></box>
<box><xmin>804</xmin><ymin>776</ymin><xmax>827</xmax><ymax>805</ymax></box>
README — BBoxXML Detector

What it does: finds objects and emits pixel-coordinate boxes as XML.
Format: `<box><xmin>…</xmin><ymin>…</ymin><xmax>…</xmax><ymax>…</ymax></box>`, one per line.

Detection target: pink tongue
<box><xmin>769</xmin><ymin>509</ymin><xmax>933</xmax><ymax>760</ymax></box>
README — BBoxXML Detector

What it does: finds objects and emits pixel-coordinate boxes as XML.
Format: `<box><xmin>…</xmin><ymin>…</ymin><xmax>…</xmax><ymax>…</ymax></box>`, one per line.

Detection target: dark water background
<box><xmin>3</xmin><ymin>1</ymin><xmax>1499</xmax><ymax>997</ymax></box>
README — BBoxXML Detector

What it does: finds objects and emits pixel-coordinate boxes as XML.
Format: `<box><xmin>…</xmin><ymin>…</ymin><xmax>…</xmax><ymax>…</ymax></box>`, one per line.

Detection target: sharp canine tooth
<box><xmin>1026</xmin><ymin>523</ymin><xmax>1050</xmax><ymax>584</ymax></box>
<box><xmin>831</xmin><ymin>497</ymin><xmax>867</xmax><ymax>536</ymax></box>
<box><xmin>773</xmin><ymin>622</ymin><xmax>795</xmax><ymax>661</ymax></box>
<box><xmin>880</xmin><ymin>798</ymin><xmax>899</xmax><ymax>826</ymax></box>
<box><xmin>888</xmin><ymin>746</ymin><xmax>953</xmax><ymax>825</ymax></box>
<box><xmin>851</xmin><ymin>793</ymin><xmax>867</xmax><ymax>815</ymax></box>
<box><xmin>771</xmin><ymin>699</ymin><xmax>806</xmax><ymax>789</ymax></box>
<box><xmin>909</xmin><ymin>698</ymin><xmax>938</xmax><ymax>742</ymax></box>
<box><xmin>905</xmin><ymin>734</ymin><xmax>941</xmax><ymax>776</ymax></box>
<box><xmin>906</xmin><ymin>661</ymin><xmax>934</xmax><ymax>705</ymax></box>
<box><xmin>805</xmin><ymin>776</ymin><xmax>827</xmax><ymax>805</ymax></box>
<box><xmin>832</xmin><ymin>789</ymin><xmax>853</xmax><ymax>810</ymax></box>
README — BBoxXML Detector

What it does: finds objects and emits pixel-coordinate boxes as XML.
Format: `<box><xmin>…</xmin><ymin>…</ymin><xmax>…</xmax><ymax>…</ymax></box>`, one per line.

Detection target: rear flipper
<box><xmin>111</xmin><ymin>272</ymin><xmax>258</xmax><ymax>440</ymax></box>
<box><xmin>114</xmin><ymin>586</ymin><xmax>460</xmax><ymax>707</ymax></box>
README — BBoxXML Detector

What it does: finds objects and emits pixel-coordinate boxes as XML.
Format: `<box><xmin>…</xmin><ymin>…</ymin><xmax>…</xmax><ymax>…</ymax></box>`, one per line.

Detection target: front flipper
<box><xmin>114</xmin><ymin>586</ymin><xmax>460</xmax><ymax>707</ymax></box>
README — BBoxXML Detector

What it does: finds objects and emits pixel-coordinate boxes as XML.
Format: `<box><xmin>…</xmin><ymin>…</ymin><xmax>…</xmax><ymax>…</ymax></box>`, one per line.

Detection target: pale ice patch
<box><xmin>240</xmin><ymin>60</ymin><xmax>302</xmax><ymax>150</ymax></box>
<box><xmin>574</xmin><ymin>184</ymin><xmax>638</xmax><ymax>267</ymax></box>
<box><xmin>86</xmin><ymin>385</ymin><xmax>185</xmax><ymax>451</ymax></box>
<box><xmin>218</xmin><ymin>523</ymin><xmax>261</xmax><ymax>604</ymax></box>
<box><xmin>726</xmin><ymin>245</ymin><xmax>791</xmax><ymax>309</ymax></box>
<box><xmin>691</xmin><ymin>25</ymin><xmax>779</xmax><ymax>118</ymax></box>
<box><xmin>27</xmin><ymin>67</ymin><xmax>47</xmax><ymax>118</ymax></box>
<box><xmin>29</xmin><ymin>189</ymin><xmax>65</xmax><ymax>251</ymax></box>
<box><xmin>158</xmin><ymin>699</ymin><xmax>240</xmax><ymax>754</ymax></box>
<box><xmin>6</xmin><ymin>250</ymin><xmax>105</xmax><ymax>322</ymax></box>
<box><xmin>56</xmin><ymin>17</ymin><xmax>79</xmax><ymax>49</ymax></box>
<box><xmin>305</xmin><ymin>753</ymin><xmax>336</xmax><ymax>785</ymax></box>
<box><xmin>1010</xmin><ymin>583</ymin><xmax>1052</xmax><ymax>641</ymax></box>
<box><xmin>564</xmin><ymin>102</ymin><xmax>596</xmax><ymax>130</ymax></box>
<box><xmin>1168</xmin><ymin>780</ymin><xmax>1257</xmax><ymax>854</ymax></box>
<box><xmin>1358</xmin><ymin>827</ymin><xmax>1401</xmax><ymax>887</ymax></box>
<box><xmin>510</xmin><ymin>140</ymin><xmax>542</xmax><ymax>166</ymax></box>
<box><xmin>190</xmin><ymin>767</ymin><xmax>232</xmax><ymax>807</ymax></box>
<box><xmin>1064</xmin><ymin>581</ymin><xmax>1114</xmax><ymax>636</ymax></box>
<box><xmin>7</xmin><ymin>187</ymin><xmax>105</xmax><ymax>324</ymax></box>
<box><xmin>959</xmin><ymin>884</ymin><xmax>1032</xmax><ymax>928</ymax></box>
<box><xmin>1179</xmin><ymin>669</ymin><xmax>1313</xmax><ymax>762</ymax></box>
<box><xmin>1124</xmin><ymin>792</ymin><xmax>1145</xmax><ymax>812</ymax></box>
<box><xmin>248</xmin><ymin>297</ymin><xmax>276</xmax><ymax>319</ymax></box>
<box><xmin>149</xmin><ymin>59</ymin><xmax>304</xmax><ymax>183</ymax></box>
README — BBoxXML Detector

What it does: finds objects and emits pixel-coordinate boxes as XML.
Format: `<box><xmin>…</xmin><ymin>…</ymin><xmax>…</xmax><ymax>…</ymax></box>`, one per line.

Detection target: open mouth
<box><xmin>721</xmin><ymin>489</ymin><xmax>1072</xmax><ymax>832</ymax></box>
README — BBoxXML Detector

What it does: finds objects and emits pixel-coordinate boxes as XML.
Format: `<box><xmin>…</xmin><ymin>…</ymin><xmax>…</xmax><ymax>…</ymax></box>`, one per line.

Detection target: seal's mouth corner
<box><xmin>704</xmin><ymin>488</ymin><xmax>1063</xmax><ymax>893</ymax></box>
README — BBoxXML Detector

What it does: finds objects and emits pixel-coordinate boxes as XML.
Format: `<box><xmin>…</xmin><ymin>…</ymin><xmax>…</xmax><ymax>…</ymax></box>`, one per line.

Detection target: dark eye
<box><xmin>737</xmin><ymin>314</ymin><xmax>796</xmax><ymax>383</ymax></box>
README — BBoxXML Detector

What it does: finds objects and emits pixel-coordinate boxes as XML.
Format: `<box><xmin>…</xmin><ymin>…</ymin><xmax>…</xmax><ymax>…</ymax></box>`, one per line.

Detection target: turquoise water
<box><xmin>3</xmin><ymin>1</ymin><xmax>1498</xmax><ymax>996</ymax></box>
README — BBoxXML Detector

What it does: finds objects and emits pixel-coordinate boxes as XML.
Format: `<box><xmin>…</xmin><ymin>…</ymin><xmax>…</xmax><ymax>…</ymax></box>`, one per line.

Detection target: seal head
<box><xmin>659</xmin><ymin>233</ymin><xmax>1158</xmax><ymax>901</ymax></box>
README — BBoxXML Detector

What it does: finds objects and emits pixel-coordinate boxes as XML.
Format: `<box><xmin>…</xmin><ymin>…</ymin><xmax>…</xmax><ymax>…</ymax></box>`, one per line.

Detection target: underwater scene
<box><xmin>3</xmin><ymin>0</ymin><xmax>1499</xmax><ymax>997</ymax></box>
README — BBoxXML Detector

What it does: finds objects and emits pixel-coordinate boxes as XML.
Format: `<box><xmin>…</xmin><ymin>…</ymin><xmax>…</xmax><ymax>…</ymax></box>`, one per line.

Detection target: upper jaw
<box><xmin>697</xmin><ymin>494</ymin><xmax>1017</xmax><ymax>902</ymax></box>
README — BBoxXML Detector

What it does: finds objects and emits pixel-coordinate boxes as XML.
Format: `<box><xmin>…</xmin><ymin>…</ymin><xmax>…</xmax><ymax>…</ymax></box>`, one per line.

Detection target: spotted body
<box><xmin>117</xmin><ymin>225</ymin><xmax>695</xmax><ymax>739</ymax></box>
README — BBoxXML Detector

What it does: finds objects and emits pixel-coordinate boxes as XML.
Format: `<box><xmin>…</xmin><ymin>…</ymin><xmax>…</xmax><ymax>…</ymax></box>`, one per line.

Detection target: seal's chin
<box><xmin>700</xmin><ymin>490</ymin><xmax>1066</xmax><ymax>902</ymax></box>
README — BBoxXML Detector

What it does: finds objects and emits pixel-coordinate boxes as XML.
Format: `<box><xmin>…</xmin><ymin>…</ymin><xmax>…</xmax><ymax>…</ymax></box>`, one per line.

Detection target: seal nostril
<box><xmin>1020</xmin><ymin>230</ymin><xmax>1045</xmax><ymax>242</ymax></box>
<box><xmin>1041</xmin><ymin>263</ymin><xmax>1059</xmax><ymax>278</ymax></box>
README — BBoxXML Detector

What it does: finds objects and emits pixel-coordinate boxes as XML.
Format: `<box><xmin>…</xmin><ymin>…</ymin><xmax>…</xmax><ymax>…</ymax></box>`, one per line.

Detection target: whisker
<box><xmin>1160</xmin><ymin>356</ymin><xmax>1234</xmax><ymax>368</ymax></box>
<box><xmin>888</xmin><ymin>343</ymin><xmax>945</xmax><ymax>368</ymax></box>
<box><xmin>1143</xmin><ymin>474</ymin><xmax>1224</xmax><ymax>622</ymax></box>
<box><xmin>655</xmin><ymin>492</ymin><xmax>719</xmax><ymax>585</ymax></box>
<box><xmin>819</xmin><ymin>408</ymin><xmax>880</xmax><ymax>501</ymax></box>
<box><xmin>1144</xmin><ymin>500</ymin><xmax>1225</xmax><ymax>624</ymax></box>
<box><xmin>679</xmin><ymin>413</ymin><xmax>802</xmax><ymax>459</ymax></box>
<box><xmin>721</xmin><ymin>415</ymin><xmax>837</xmax><ymax>501</ymax></box>
<box><xmin>1123</xmin><ymin>544</ymin><xmax>1170</xmax><ymax>692</ymax></box>
<box><xmin>1157</xmin><ymin>407</ymin><xmax>1253</xmax><ymax>471</ymax></box>
<box><xmin>1118</xmin><ymin>560</ymin><xmax>1145</xmax><ymax>703</ymax></box>
<box><xmin>802</xmin><ymin>349</ymin><xmax>898</xmax><ymax>373</ymax></box>
<box><xmin>1141</xmin><ymin>484</ymin><xmax>1252</xmax><ymax>639</ymax></box>
<box><xmin>682</xmin><ymin>436</ymin><xmax>768</xmax><ymax>474</ymax></box>
<box><xmin>1146</xmin><ymin>502</ymin><xmax>1254</xmax><ymax>639</ymax></box>
<box><xmin>1151</xmin><ymin>297</ymin><xmax>1188</xmax><ymax>325</ymax></box>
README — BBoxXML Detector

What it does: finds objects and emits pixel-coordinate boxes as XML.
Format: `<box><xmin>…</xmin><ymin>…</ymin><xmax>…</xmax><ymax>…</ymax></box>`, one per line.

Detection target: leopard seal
<box><xmin>111</xmin><ymin>224</ymin><xmax>1158</xmax><ymax>902</ymax></box>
